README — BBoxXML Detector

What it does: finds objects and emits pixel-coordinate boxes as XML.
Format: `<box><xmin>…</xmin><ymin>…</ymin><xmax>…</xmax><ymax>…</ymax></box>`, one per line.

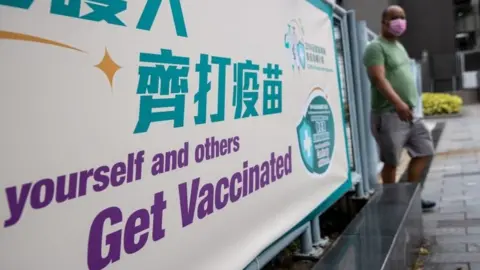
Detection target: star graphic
<box><xmin>95</xmin><ymin>48</ymin><xmax>121</xmax><ymax>89</ymax></box>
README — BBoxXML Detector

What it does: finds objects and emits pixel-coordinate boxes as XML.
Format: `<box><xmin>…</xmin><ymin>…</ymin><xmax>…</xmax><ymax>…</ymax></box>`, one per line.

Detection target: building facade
<box><xmin>337</xmin><ymin>0</ymin><xmax>479</xmax><ymax>92</ymax></box>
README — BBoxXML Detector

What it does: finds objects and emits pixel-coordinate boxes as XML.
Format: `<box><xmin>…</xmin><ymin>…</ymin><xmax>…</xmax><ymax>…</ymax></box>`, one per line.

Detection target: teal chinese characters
<box><xmin>0</xmin><ymin>0</ymin><xmax>188</xmax><ymax>36</ymax></box>
<box><xmin>134</xmin><ymin>50</ymin><xmax>285</xmax><ymax>134</ymax></box>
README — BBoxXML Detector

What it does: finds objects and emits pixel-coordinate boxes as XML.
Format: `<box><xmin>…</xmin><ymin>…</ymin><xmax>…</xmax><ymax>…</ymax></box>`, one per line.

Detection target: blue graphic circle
<box><xmin>297</xmin><ymin>93</ymin><xmax>335</xmax><ymax>175</ymax></box>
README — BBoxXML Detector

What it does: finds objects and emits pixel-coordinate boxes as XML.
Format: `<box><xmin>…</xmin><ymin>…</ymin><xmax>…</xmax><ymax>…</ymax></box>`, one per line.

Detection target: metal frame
<box><xmin>416</xmin><ymin>62</ymin><xmax>424</xmax><ymax>117</ymax></box>
<box><xmin>366</xmin><ymin>28</ymin><xmax>377</xmax><ymax>41</ymax></box>
<box><xmin>410</xmin><ymin>60</ymin><xmax>424</xmax><ymax>118</ymax></box>
<box><xmin>243</xmin><ymin>2</ymin><xmax>386</xmax><ymax>269</ymax></box>
<box><xmin>352</xmin><ymin>20</ymin><xmax>380</xmax><ymax>192</ymax></box>
<box><xmin>294</xmin><ymin>4</ymin><xmax>360</xmax><ymax>259</ymax></box>
<box><xmin>333</xmin><ymin>11</ymin><xmax>366</xmax><ymax>198</ymax></box>
<box><xmin>345</xmin><ymin>15</ymin><xmax>385</xmax><ymax>259</ymax></box>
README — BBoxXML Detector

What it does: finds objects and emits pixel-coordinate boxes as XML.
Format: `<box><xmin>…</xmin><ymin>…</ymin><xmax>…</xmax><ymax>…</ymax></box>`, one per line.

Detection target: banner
<box><xmin>0</xmin><ymin>1</ymin><xmax>351</xmax><ymax>269</ymax></box>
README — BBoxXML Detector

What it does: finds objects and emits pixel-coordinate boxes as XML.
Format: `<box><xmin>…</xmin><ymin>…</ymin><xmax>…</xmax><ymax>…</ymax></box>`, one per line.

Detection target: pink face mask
<box><xmin>388</xmin><ymin>19</ymin><xmax>407</xmax><ymax>36</ymax></box>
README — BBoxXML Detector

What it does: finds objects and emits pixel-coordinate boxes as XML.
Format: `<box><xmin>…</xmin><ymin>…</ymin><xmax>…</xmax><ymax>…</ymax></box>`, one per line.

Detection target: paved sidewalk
<box><xmin>421</xmin><ymin>105</ymin><xmax>480</xmax><ymax>270</ymax></box>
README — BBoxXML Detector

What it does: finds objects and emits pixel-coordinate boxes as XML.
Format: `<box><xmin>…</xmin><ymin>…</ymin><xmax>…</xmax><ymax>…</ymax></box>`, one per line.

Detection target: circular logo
<box><xmin>296</xmin><ymin>88</ymin><xmax>335</xmax><ymax>176</ymax></box>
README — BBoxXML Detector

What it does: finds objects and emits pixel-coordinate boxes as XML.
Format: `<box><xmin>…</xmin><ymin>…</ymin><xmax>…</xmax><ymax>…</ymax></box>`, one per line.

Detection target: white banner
<box><xmin>0</xmin><ymin>1</ymin><xmax>351</xmax><ymax>269</ymax></box>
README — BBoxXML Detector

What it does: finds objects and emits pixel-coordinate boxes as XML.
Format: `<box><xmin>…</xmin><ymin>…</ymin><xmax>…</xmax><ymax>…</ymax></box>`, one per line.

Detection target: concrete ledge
<box><xmin>424</xmin><ymin>112</ymin><xmax>463</xmax><ymax>120</ymax></box>
<box><xmin>312</xmin><ymin>183</ymin><xmax>424</xmax><ymax>270</ymax></box>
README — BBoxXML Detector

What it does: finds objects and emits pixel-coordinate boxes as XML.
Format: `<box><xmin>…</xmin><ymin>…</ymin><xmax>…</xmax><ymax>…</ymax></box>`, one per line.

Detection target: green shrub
<box><xmin>422</xmin><ymin>93</ymin><xmax>463</xmax><ymax>116</ymax></box>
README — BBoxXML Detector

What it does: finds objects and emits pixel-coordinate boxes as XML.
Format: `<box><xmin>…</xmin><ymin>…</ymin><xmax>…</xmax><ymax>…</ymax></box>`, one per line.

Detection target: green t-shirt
<box><xmin>363</xmin><ymin>37</ymin><xmax>417</xmax><ymax>113</ymax></box>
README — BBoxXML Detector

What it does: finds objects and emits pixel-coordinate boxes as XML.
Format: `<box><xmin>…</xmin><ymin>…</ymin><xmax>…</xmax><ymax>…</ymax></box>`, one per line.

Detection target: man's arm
<box><xmin>367</xmin><ymin>65</ymin><xmax>404</xmax><ymax>107</ymax></box>
<box><xmin>363</xmin><ymin>43</ymin><xmax>412</xmax><ymax>121</ymax></box>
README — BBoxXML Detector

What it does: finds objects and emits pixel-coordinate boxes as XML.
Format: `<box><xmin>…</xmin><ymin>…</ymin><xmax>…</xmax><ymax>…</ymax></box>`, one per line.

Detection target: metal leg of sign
<box><xmin>311</xmin><ymin>216</ymin><xmax>330</xmax><ymax>248</ymax></box>
<box><xmin>294</xmin><ymin>223</ymin><xmax>324</xmax><ymax>259</ymax></box>
<box><xmin>244</xmin><ymin>223</ymin><xmax>311</xmax><ymax>270</ymax></box>
<box><xmin>311</xmin><ymin>216</ymin><xmax>321</xmax><ymax>245</ymax></box>
<box><xmin>354</xmin><ymin>174</ymin><xmax>367</xmax><ymax>199</ymax></box>
<box><xmin>300</xmin><ymin>226</ymin><xmax>314</xmax><ymax>253</ymax></box>
<box><xmin>363</xmin><ymin>171</ymin><xmax>372</xmax><ymax>196</ymax></box>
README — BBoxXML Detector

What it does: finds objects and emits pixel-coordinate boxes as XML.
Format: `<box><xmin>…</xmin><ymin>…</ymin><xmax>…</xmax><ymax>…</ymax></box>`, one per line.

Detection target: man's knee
<box><xmin>407</xmin><ymin>121</ymin><xmax>435</xmax><ymax>158</ymax></box>
<box><xmin>411</xmin><ymin>155</ymin><xmax>432</xmax><ymax>161</ymax></box>
<box><xmin>381</xmin><ymin>151</ymin><xmax>402</xmax><ymax>167</ymax></box>
<box><xmin>382</xmin><ymin>163</ymin><xmax>397</xmax><ymax>175</ymax></box>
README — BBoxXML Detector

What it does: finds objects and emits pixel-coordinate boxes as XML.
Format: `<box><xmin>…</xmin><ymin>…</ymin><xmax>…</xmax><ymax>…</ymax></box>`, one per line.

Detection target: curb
<box><xmin>424</xmin><ymin>112</ymin><xmax>463</xmax><ymax>120</ymax></box>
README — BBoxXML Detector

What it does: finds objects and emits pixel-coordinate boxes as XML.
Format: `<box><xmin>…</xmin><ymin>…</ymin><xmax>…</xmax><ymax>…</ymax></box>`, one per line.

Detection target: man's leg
<box><xmin>381</xmin><ymin>164</ymin><xmax>397</xmax><ymax>184</ymax></box>
<box><xmin>371</xmin><ymin>112</ymin><xmax>408</xmax><ymax>184</ymax></box>
<box><xmin>405</xmin><ymin>120</ymin><xmax>436</xmax><ymax>210</ymax></box>
<box><xmin>407</xmin><ymin>156</ymin><xmax>430</xmax><ymax>183</ymax></box>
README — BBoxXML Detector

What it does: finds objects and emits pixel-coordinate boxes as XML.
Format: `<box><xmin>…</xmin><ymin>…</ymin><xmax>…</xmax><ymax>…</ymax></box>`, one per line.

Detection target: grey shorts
<box><xmin>371</xmin><ymin>112</ymin><xmax>434</xmax><ymax>166</ymax></box>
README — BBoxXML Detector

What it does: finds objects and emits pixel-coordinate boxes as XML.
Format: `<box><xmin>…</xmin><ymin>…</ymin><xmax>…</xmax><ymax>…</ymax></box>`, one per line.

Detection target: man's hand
<box><xmin>394</xmin><ymin>101</ymin><xmax>413</xmax><ymax>121</ymax></box>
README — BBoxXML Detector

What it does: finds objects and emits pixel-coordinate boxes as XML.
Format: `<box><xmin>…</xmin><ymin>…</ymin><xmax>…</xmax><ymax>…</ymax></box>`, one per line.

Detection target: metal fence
<box><xmin>244</xmin><ymin>2</ymin><xmax>425</xmax><ymax>268</ymax></box>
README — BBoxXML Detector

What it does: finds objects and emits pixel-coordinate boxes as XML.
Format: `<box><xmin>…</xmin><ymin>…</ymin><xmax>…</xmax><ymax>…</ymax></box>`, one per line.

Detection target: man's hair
<box><xmin>381</xmin><ymin>7</ymin><xmax>389</xmax><ymax>22</ymax></box>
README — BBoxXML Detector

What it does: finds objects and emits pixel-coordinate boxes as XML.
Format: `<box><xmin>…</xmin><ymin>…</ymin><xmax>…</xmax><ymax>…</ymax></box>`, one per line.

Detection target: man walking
<box><xmin>363</xmin><ymin>5</ymin><xmax>436</xmax><ymax>210</ymax></box>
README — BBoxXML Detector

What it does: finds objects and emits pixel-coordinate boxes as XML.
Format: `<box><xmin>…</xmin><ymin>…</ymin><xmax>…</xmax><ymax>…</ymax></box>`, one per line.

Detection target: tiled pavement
<box><xmin>421</xmin><ymin>105</ymin><xmax>480</xmax><ymax>270</ymax></box>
